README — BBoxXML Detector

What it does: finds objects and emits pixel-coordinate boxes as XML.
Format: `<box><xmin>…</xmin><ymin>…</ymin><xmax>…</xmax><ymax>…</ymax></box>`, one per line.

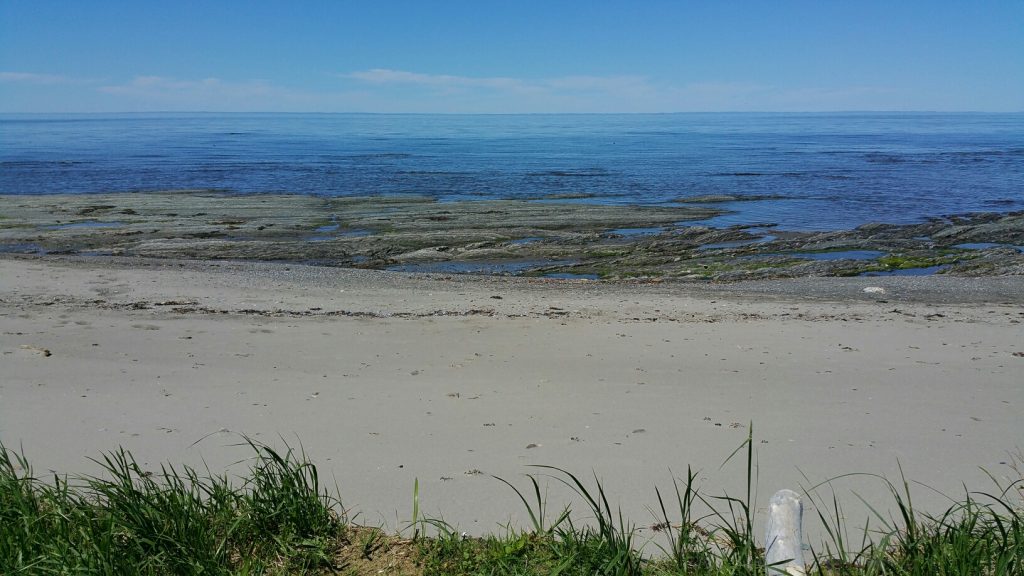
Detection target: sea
<box><xmin>1</xmin><ymin>112</ymin><xmax>1021</xmax><ymax>231</ymax></box>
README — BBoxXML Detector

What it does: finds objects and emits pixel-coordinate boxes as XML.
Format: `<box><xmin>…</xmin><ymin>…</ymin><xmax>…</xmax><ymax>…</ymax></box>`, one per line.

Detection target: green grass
<box><xmin>2</xmin><ymin>434</ymin><xmax>1021</xmax><ymax>575</ymax></box>
<box><xmin>854</xmin><ymin>252</ymin><xmax>967</xmax><ymax>273</ymax></box>
<box><xmin>1</xmin><ymin>438</ymin><xmax>346</xmax><ymax>574</ymax></box>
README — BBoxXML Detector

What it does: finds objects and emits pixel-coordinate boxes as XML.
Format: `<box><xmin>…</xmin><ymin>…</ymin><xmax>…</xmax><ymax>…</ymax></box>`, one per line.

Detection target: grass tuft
<box><xmin>1</xmin><ymin>438</ymin><xmax>345</xmax><ymax>574</ymax></box>
<box><xmin>2</xmin><ymin>435</ymin><xmax>1021</xmax><ymax>575</ymax></box>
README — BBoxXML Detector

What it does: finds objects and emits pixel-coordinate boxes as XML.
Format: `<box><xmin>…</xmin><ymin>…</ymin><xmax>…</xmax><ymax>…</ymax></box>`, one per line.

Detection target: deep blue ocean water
<box><xmin>1</xmin><ymin>112</ymin><xmax>1021</xmax><ymax>231</ymax></box>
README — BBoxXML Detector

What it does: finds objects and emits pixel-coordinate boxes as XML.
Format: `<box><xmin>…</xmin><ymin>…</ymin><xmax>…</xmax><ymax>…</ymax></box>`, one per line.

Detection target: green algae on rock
<box><xmin>1</xmin><ymin>191</ymin><xmax>1022</xmax><ymax>281</ymax></box>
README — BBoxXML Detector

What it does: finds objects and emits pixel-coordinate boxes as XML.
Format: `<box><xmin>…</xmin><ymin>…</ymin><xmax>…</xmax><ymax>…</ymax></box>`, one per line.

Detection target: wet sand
<box><xmin>1</xmin><ymin>254</ymin><xmax>1022</xmax><ymax>540</ymax></box>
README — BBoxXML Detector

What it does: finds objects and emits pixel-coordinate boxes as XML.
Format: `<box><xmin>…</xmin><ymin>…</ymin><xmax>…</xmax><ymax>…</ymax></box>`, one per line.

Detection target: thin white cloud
<box><xmin>770</xmin><ymin>85</ymin><xmax>900</xmax><ymax>110</ymax></box>
<box><xmin>676</xmin><ymin>81</ymin><xmax>766</xmax><ymax>98</ymax></box>
<box><xmin>0</xmin><ymin>71</ymin><xmax>74</xmax><ymax>85</ymax></box>
<box><xmin>0</xmin><ymin>69</ymin><xmax>905</xmax><ymax>113</ymax></box>
<box><xmin>339</xmin><ymin>69</ymin><xmax>907</xmax><ymax>112</ymax></box>
<box><xmin>545</xmin><ymin>75</ymin><xmax>649</xmax><ymax>91</ymax></box>
<box><xmin>346</xmin><ymin>68</ymin><xmax>523</xmax><ymax>90</ymax></box>
<box><xmin>94</xmin><ymin>75</ymin><xmax>320</xmax><ymax>111</ymax></box>
<box><xmin>340</xmin><ymin>68</ymin><xmax>671</xmax><ymax>112</ymax></box>
<box><xmin>663</xmin><ymin>82</ymin><xmax>900</xmax><ymax>111</ymax></box>
<box><xmin>345</xmin><ymin>68</ymin><xmax>652</xmax><ymax>95</ymax></box>
<box><xmin>99</xmin><ymin>76</ymin><xmax>276</xmax><ymax>97</ymax></box>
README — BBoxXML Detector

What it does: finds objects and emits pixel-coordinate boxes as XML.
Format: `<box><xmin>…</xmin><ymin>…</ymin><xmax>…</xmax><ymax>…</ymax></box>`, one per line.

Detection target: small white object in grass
<box><xmin>863</xmin><ymin>286</ymin><xmax>886</xmax><ymax>294</ymax></box>
<box><xmin>765</xmin><ymin>489</ymin><xmax>805</xmax><ymax>575</ymax></box>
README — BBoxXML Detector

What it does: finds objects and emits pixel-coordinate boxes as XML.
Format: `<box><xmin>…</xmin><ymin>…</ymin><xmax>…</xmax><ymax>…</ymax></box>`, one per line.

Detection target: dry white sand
<box><xmin>2</xmin><ymin>255</ymin><xmax>1022</xmax><ymax>542</ymax></box>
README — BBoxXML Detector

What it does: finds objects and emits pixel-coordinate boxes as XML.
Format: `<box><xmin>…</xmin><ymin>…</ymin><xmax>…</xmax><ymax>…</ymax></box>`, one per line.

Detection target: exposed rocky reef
<box><xmin>1</xmin><ymin>191</ymin><xmax>1022</xmax><ymax>281</ymax></box>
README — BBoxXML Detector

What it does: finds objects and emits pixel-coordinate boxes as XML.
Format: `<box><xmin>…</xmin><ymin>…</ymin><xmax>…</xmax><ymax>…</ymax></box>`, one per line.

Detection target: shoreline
<box><xmin>2</xmin><ymin>254</ymin><xmax>1022</xmax><ymax>538</ymax></box>
<box><xmin>6</xmin><ymin>251</ymin><xmax>1024</xmax><ymax>305</ymax></box>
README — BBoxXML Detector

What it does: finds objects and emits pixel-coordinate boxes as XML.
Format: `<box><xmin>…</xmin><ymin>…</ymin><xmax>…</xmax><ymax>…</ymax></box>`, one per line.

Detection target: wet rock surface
<box><xmin>1</xmin><ymin>191</ymin><xmax>1022</xmax><ymax>281</ymax></box>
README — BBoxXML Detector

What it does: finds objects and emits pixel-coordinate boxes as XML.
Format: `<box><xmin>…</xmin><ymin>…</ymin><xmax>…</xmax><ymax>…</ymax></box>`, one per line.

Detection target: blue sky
<box><xmin>1</xmin><ymin>1</ymin><xmax>1022</xmax><ymax>113</ymax></box>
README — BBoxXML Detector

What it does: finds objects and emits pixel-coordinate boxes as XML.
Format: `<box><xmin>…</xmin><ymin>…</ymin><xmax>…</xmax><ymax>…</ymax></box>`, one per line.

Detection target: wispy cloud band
<box><xmin>344</xmin><ymin>68</ymin><xmax>651</xmax><ymax>94</ymax></box>
<box><xmin>0</xmin><ymin>69</ymin><xmax>902</xmax><ymax>113</ymax></box>
<box><xmin>0</xmin><ymin>71</ymin><xmax>75</xmax><ymax>85</ymax></box>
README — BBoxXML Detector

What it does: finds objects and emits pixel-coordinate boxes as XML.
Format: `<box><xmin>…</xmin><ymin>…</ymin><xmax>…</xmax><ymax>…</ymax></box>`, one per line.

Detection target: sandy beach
<box><xmin>2</xmin><ymin>254</ymin><xmax>1022</xmax><ymax>540</ymax></box>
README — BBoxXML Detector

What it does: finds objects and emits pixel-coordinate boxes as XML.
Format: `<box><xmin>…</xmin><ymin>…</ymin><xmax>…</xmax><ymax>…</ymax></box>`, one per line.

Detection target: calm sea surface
<box><xmin>1</xmin><ymin>112</ymin><xmax>1021</xmax><ymax>231</ymax></box>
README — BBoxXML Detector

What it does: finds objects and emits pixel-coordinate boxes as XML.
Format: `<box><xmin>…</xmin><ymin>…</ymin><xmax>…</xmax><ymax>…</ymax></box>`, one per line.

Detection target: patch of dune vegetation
<box><xmin>3</xmin><ymin>434</ymin><xmax>1021</xmax><ymax>575</ymax></box>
